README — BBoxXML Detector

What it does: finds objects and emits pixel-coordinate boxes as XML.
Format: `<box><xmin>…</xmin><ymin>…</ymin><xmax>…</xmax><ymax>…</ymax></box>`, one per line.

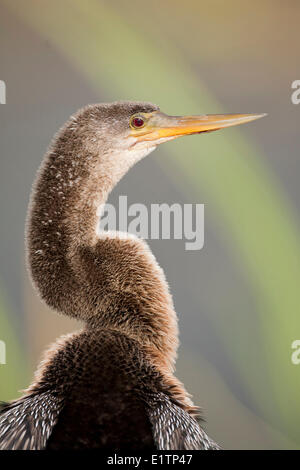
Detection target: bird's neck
<box><xmin>27</xmin><ymin>126</ymin><xmax>179</xmax><ymax>373</ymax></box>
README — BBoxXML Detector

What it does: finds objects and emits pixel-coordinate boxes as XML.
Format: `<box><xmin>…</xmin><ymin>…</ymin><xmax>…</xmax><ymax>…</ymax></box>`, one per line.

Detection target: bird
<box><xmin>0</xmin><ymin>101</ymin><xmax>265</xmax><ymax>450</ymax></box>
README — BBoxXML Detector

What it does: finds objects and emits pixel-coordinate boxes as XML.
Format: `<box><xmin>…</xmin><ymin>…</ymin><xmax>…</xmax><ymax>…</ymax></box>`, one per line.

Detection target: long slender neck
<box><xmin>27</xmin><ymin>123</ymin><xmax>179</xmax><ymax>372</ymax></box>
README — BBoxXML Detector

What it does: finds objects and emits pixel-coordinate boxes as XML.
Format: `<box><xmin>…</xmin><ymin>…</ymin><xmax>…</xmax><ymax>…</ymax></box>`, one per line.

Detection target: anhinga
<box><xmin>0</xmin><ymin>102</ymin><xmax>264</xmax><ymax>450</ymax></box>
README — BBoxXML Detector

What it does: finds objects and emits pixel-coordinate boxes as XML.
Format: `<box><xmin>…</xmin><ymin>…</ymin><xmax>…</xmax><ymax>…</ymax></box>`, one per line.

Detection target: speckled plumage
<box><xmin>0</xmin><ymin>101</ymin><xmax>219</xmax><ymax>450</ymax></box>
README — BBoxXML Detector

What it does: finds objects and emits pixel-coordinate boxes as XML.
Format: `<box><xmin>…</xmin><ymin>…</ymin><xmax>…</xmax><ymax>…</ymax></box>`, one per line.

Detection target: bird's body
<box><xmin>0</xmin><ymin>101</ymin><xmax>264</xmax><ymax>450</ymax></box>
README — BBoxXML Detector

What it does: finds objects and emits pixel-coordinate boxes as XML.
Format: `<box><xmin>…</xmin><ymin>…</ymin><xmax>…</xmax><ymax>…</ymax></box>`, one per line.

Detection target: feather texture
<box><xmin>148</xmin><ymin>393</ymin><xmax>220</xmax><ymax>450</ymax></box>
<box><xmin>0</xmin><ymin>392</ymin><xmax>62</xmax><ymax>450</ymax></box>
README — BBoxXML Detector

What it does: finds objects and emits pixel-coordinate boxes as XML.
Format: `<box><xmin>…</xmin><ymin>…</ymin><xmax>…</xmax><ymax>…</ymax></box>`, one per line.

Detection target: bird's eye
<box><xmin>130</xmin><ymin>115</ymin><xmax>145</xmax><ymax>129</ymax></box>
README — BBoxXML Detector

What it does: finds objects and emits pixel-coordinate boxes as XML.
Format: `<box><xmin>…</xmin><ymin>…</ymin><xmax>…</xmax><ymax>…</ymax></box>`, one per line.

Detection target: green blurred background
<box><xmin>0</xmin><ymin>0</ymin><xmax>300</xmax><ymax>449</ymax></box>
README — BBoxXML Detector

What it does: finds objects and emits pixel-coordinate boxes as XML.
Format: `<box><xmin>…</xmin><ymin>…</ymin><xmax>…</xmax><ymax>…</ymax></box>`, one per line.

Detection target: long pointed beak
<box><xmin>138</xmin><ymin>112</ymin><xmax>266</xmax><ymax>142</ymax></box>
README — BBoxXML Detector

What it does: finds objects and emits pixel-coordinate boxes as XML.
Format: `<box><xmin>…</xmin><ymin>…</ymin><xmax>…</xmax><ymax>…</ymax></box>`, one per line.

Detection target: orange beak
<box><xmin>136</xmin><ymin>112</ymin><xmax>266</xmax><ymax>142</ymax></box>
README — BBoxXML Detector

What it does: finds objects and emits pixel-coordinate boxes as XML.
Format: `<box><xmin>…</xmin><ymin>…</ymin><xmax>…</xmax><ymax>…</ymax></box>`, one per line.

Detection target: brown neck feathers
<box><xmin>26</xmin><ymin>112</ymin><xmax>179</xmax><ymax>373</ymax></box>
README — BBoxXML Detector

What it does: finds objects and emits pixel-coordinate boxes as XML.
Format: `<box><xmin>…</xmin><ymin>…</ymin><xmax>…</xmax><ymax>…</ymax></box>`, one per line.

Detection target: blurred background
<box><xmin>0</xmin><ymin>0</ymin><xmax>300</xmax><ymax>449</ymax></box>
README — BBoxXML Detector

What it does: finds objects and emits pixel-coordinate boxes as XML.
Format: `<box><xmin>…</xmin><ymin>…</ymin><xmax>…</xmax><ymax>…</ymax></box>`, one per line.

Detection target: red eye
<box><xmin>131</xmin><ymin>116</ymin><xmax>145</xmax><ymax>128</ymax></box>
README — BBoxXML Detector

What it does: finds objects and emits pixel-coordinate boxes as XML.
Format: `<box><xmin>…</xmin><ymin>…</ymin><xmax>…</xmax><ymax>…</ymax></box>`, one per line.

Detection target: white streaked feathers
<box><xmin>148</xmin><ymin>393</ymin><xmax>220</xmax><ymax>450</ymax></box>
<box><xmin>0</xmin><ymin>392</ymin><xmax>63</xmax><ymax>450</ymax></box>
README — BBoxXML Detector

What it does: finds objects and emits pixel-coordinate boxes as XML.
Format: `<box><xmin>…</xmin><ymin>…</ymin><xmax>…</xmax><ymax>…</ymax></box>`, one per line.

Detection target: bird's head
<box><xmin>69</xmin><ymin>101</ymin><xmax>265</xmax><ymax>178</ymax></box>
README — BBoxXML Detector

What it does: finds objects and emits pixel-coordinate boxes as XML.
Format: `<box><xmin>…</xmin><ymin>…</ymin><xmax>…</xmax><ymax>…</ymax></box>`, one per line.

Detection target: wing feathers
<box><xmin>148</xmin><ymin>393</ymin><xmax>220</xmax><ymax>450</ymax></box>
<box><xmin>0</xmin><ymin>392</ymin><xmax>62</xmax><ymax>450</ymax></box>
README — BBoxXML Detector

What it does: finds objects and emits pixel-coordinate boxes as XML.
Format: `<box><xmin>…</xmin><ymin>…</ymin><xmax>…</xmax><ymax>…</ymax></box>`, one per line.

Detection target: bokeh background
<box><xmin>1</xmin><ymin>0</ymin><xmax>300</xmax><ymax>449</ymax></box>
